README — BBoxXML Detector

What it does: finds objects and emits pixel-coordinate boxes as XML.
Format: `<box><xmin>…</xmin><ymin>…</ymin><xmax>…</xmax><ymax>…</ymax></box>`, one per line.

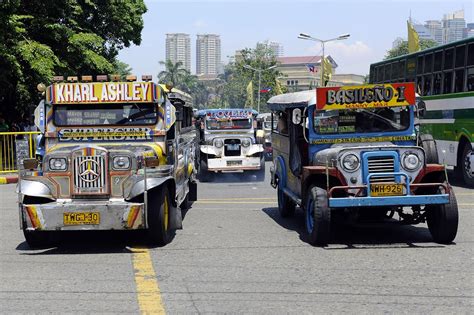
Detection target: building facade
<box><xmin>196</xmin><ymin>34</ymin><xmax>221</xmax><ymax>77</ymax></box>
<box><xmin>257</xmin><ymin>40</ymin><xmax>284</xmax><ymax>57</ymax></box>
<box><xmin>442</xmin><ymin>10</ymin><xmax>466</xmax><ymax>43</ymax></box>
<box><xmin>165</xmin><ymin>33</ymin><xmax>191</xmax><ymax>72</ymax></box>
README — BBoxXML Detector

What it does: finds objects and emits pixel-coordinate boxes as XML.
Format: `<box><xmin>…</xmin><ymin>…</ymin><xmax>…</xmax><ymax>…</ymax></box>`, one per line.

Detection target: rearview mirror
<box><xmin>292</xmin><ymin>108</ymin><xmax>302</xmax><ymax>125</ymax></box>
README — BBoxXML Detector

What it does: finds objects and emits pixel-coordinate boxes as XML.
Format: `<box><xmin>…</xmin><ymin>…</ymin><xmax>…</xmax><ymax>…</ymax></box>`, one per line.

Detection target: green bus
<box><xmin>369</xmin><ymin>37</ymin><xmax>474</xmax><ymax>186</ymax></box>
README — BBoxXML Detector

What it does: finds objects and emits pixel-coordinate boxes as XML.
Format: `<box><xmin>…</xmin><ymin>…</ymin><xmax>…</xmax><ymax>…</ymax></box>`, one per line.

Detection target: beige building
<box><xmin>165</xmin><ymin>33</ymin><xmax>191</xmax><ymax>72</ymax></box>
<box><xmin>196</xmin><ymin>34</ymin><xmax>221</xmax><ymax>76</ymax></box>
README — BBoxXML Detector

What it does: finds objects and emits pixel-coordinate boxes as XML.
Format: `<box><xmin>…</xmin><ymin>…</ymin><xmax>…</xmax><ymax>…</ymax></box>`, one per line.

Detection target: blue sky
<box><xmin>118</xmin><ymin>0</ymin><xmax>473</xmax><ymax>77</ymax></box>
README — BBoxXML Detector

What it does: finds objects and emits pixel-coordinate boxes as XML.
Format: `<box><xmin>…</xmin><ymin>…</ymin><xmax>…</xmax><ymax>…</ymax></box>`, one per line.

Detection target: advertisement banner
<box><xmin>316</xmin><ymin>83</ymin><xmax>416</xmax><ymax>110</ymax></box>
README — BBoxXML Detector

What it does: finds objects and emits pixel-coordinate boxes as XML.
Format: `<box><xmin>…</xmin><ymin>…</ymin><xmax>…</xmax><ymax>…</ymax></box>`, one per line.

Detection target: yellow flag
<box><xmin>246</xmin><ymin>81</ymin><xmax>253</xmax><ymax>108</ymax></box>
<box><xmin>407</xmin><ymin>20</ymin><xmax>420</xmax><ymax>53</ymax></box>
<box><xmin>275</xmin><ymin>78</ymin><xmax>283</xmax><ymax>95</ymax></box>
<box><xmin>322</xmin><ymin>57</ymin><xmax>332</xmax><ymax>86</ymax></box>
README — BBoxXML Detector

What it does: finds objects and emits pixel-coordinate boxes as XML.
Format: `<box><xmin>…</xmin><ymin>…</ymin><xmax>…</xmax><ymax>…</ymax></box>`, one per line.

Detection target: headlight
<box><xmin>341</xmin><ymin>154</ymin><xmax>360</xmax><ymax>172</ymax></box>
<box><xmin>214</xmin><ymin>139</ymin><xmax>224</xmax><ymax>148</ymax></box>
<box><xmin>113</xmin><ymin>156</ymin><xmax>131</xmax><ymax>170</ymax></box>
<box><xmin>49</xmin><ymin>157</ymin><xmax>67</xmax><ymax>171</ymax></box>
<box><xmin>402</xmin><ymin>152</ymin><xmax>421</xmax><ymax>171</ymax></box>
<box><xmin>242</xmin><ymin>139</ymin><xmax>251</xmax><ymax>147</ymax></box>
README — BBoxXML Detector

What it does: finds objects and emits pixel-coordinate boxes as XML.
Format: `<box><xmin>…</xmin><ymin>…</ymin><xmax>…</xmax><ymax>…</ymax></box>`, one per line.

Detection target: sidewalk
<box><xmin>0</xmin><ymin>173</ymin><xmax>18</xmax><ymax>184</ymax></box>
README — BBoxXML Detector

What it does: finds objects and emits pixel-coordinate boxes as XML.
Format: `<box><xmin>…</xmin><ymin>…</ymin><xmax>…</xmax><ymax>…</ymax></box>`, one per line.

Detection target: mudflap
<box><xmin>188</xmin><ymin>180</ymin><xmax>197</xmax><ymax>201</ymax></box>
<box><xmin>169</xmin><ymin>203</ymin><xmax>183</xmax><ymax>230</ymax></box>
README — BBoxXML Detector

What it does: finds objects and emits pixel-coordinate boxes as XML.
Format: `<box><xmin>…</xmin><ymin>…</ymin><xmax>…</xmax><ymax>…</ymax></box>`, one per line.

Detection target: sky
<box><xmin>118</xmin><ymin>0</ymin><xmax>473</xmax><ymax>78</ymax></box>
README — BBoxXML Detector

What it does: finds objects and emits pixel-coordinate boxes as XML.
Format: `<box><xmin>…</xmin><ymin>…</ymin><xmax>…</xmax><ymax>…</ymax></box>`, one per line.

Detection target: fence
<box><xmin>0</xmin><ymin>132</ymin><xmax>40</xmax><ymax>173</ymax></box>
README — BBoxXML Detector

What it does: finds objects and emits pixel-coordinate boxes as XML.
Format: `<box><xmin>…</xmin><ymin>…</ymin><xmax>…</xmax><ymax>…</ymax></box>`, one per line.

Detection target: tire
<box><xmin>305</xmin><ymin>186</ymin><xmax>331</xmax><ymax>246</ymax></box>
<box><xmin>23</xmin><ymin>229</ymin><xmax>52</xmax><ymax>248</ymax></box>
<box><xmin>426</xmin><ymin>187</ymin><xmax>458</xmax><ymax>244</ymax></box>
<box><xmin>419</xmin><ymin>134</ymin><xmax>438</xmax><ymax>164</ymax></box>
<box><xmin>459</xmin><ymin>143</ymin><xmax>474</xmax><ymax>187</ymax></box>
<box><xmin>277</xmin><ymin>178</ymin><xmax>295</xmax><ymax>217</ymax></box>
<box><xmin>198</xmin><ymin>159</ymin><xmax>212</xmax><ymax>182</ymax></box>
<box><xmin>180</xmin><ymin>192</ymin><xmax>190</xmax><ymax>210</ymax></box>
<box><xmin>147</xmin><ymin>186</ymin><xmax>174</xmax><ymax>246</ymax></box>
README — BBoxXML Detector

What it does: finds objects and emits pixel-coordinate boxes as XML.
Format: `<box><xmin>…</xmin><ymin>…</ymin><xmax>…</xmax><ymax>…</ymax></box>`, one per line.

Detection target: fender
<box><xmin>126</xmin><ymin>176</ymin><xmax>175</xmax><ymax>200</ymax></box>
<box><xmin>17</xmin><ymin>180</ymin><xmax>54</xmax><ymax>200</ymax></box>
<box><xmin>274</xmin><ymin>155</ymin><xmax>287</xmax><ymax>188</ymax></box>
<box><xmin>247</xmin><ymin>144</ymin><xmax>264</xmax><ymax>156</ymax></box>
<box><xmin>200</xmin><ymin>145</ymin><xmax>219</xmax><ymax>156</ymax></box>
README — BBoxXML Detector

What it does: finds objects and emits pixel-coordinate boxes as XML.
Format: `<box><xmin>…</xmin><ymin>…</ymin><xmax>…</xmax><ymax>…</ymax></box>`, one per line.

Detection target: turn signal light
<box><xmin>110</xmin><ymin>74</ymin><xmax>121</xmax><ymax>81</ymax></box>
<box><xmin>52</xmin><ymin>76</ymin><xmax>64</xmax><ymax>82</ymax></box>
<box><xmin>67</xmin><ymin>76</ymin><xmax>78</xmax><ymax>82</ymax></box>
<box><xmin>142</xmin><ymin>75</ymin><xmax>152</xmax><ymax>82</ymax></box>
<box><xmin>96</xmin><ymin>75</ymin><xmax>108</xmax><ymax>82</ymax></box>
<box><xmin>81</xmin><ymin>75</ymin><xmax>93</xmax><ymax>82</ymax></box>
<box><xmin>126</xmin><ymin>75</ymin><xmax>137</xmax><ymax>82</ymax></box>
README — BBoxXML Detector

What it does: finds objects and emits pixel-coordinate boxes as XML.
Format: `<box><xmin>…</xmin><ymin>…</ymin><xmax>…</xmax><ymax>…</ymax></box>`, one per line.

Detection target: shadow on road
<box><xmin>198</xmin><ymin>171</ymin><xmax>265</xmax><ymax>184</ymax></box>
<box><xmin>262</xmin><ymin>207</ymin><xmax>448</xmax><ymax>249</ymax></box>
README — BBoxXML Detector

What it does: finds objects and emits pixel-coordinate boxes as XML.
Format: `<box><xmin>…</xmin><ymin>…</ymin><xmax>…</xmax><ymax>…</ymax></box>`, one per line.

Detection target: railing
<box><xmin>0</xmin><ymin>132</ymin><xmax>41</xmax><ymax>173</ymax></box>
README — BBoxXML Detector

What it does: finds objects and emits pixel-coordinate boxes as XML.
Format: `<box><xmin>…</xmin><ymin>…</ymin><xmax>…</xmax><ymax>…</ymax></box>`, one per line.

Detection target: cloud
<box><xmin>306</xmin><ymin>41</ymin><xmax>380</xmax><ymax>75</ymax></box>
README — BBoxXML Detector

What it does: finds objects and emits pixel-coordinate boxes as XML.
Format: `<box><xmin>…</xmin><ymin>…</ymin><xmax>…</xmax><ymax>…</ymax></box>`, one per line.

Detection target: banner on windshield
<box><xmin>316</xmin><ymin>83</ymin><xmax>415</xmax><ymax>110</ymax></box>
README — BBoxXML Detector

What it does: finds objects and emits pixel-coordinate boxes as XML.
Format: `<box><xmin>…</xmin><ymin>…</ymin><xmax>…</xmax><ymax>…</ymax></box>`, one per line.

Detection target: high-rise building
<box><xmin>257</xmin><ymin>40</ymin><xmax>284</xmax><ymax>57</ymax></box>
<box><xmin>196</xmin><ymin>34</ymin><xmax>221</xmax><ymax>76</ymax></box>
<box><xmin>424</xmin><ymin>20</ymin><xmax>443</xmax><ymax>44</ymax></box>
<box><xmin>165</xmin><ymin>33</ymin><xmax>191</xmax><ymax>72</ymax></box>
<box><xmin>413</xmin><ymin>24</ymin><xmax>436</xmax><ymax>41</ymax></box>
<box><xmin>442</xmin><ymin>10</ymin><xmax>466</xmax><ymax>43</ymax></box>
<box><xmin>467</xmin><ymin>23</ymin><xmax>474</xmax><ymax>38</ymax></box>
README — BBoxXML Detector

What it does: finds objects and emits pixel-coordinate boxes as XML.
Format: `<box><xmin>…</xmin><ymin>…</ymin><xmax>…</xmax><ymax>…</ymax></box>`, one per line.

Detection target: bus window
<box><xmin>444</xmin><ymin>48</ymin><xmax>454</xmax><ymax>70</ymax></box>
<box><xmin>434</xmin><ymin>51</ymin><xmax>442</xmax><ymax>71</ymax></box>
<box><xmin>399</xmin><ymin>60</ymin><xmax>406</xmax><ymax>80</ymax></box>
<box><xmin>433</xmin><ymin>73</ymin><xmax>442</xmax><ymax>95</ymax></box>
<box><xmin>407</xmin><ymin>57</ymin><xmax>416</xmax><ymax>78</ymax></box>
<box><xmin>424</xmin><ymin>53</ymin><xmax>433</xmax><ymax>74</ymax></box>
<box><xmin>423</xmin><ymin>75</ymin><xmax>432</xmax><ymax>95</ymax></box>
<box><xmin>391</xmin><ymin>63</ymin><xmax>399</xmax><ymax>80</ymax></box>
<box><xmin>416</xmin><ymin>76</ymin><xmax>423</xmax><ymax>94</ymax></box>
<box><xmin>384</xmin><ymin>64</ymin><xmax>391</xmax><ymax>81</ymax></box>
<box><xmin>454</xmin><ymin>69</ymin><xmax>465</xmax><ymax>93</ymax></box>
<box><xmin>455</xmin><ymin>45</ymin><xmax>466</xmax><ymax>68</ymax></box>
<box><xmin>417</xmin><ymin>56</ymin><xmax>423</xmax><ymax>74</ymax></box>
<box><xmin>467</xmin><ymin>67</ymin><xmax>474</xmax><ymax>91</ymax></box>
<box><xmin>468</xmin><ymin>44</ymin><xmax>474</xmax><ymax>66</ymax></box>
<box><xmin>443</xmin><ymin>72</ymin><xmax>453</xmax><ymax>94</ymax></box>
<box><xmin>376</xmin><ymin>66</ymin><xmax>383</xmax><ymax>82</ymax></box>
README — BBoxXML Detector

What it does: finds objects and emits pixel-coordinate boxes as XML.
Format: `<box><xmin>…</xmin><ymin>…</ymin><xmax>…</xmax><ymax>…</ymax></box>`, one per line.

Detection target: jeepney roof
<box><xmin>197</xmin><ymin>108</ymin><xmax>259</xmax><ymax>116</ymax></box>
<box><xmin>267</xmin><ymin>90</ymin><xmax>316</xmax><ymax>111</ymax></box>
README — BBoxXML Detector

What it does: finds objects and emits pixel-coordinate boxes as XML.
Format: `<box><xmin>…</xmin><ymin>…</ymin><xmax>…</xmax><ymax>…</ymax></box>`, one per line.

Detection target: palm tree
<box><xmin>157</xmin><ymin>60</ymin><xmax>188</xmax><ymax>87</ymax></box>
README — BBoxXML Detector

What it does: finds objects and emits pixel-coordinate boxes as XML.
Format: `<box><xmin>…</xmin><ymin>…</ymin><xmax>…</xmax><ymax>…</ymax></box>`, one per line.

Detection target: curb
<box><xmin>0</xmin><ymin>175</ymin><xmax>18</xmax><ymax>185</ymax></box>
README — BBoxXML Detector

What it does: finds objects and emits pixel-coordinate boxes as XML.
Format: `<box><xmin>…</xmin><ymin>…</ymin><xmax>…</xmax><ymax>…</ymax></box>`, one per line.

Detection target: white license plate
<box><xmin>227</xmin><ymin>144</ymin><xmax>240</xmax><ymax>150</ymax></box>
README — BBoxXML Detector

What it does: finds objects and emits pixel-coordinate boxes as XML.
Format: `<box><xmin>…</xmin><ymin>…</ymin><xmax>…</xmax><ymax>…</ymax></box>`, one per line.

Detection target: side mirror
<box><xmin>416</xmin><ymin>99</ymin><xmax>426</xmax><ymax>118</ymax></box>
<box><xmin>23</xmin><ymin>158</ymin><xmax>39</xmax><ymax>170</ymax></box>
<box><xmin>144</xmin><ymin>156</ymin><xmax>160</xmax><ymax>167</ymax></box>
<box><xmin>292</xmin><ymin>108</ymin><xmax>302</xmax><ymax>125</ymax></box>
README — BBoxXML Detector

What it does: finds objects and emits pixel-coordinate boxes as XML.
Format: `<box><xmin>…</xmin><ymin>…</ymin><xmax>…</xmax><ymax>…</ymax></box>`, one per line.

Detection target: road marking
<box><xmin>131</xmin><ymin>248</ymin><xmax>165</xmax><ymax>314</ymax></box>
<box><xmin>199</xmin><ymin>197</ymin><xmax>277</xmax><ymax>201</ymax></box>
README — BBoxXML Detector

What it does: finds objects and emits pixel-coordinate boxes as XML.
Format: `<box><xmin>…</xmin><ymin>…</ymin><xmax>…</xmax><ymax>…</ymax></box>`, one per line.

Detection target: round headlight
<box><xmin>214</xmin><ymin>139</ymin><xmax>224</xmax><ymax>148</ymax></box>
<box><xmin>49</xmin><ymin>158</ymin><xmax>67</xmax><ymax>171</ymax></box>
<box><xmin>113</xmin><ymin>156</ymin><xmax>131</xmax><ymax>170</ymax></box>
<box><xmin>402</xmin><ymin>153</ymin><xmax>421</xmax><ymax>171</ymax></box>
<box><xmin>242</xmin><ymin>139</ymin><xmax>251</xmax><ymax>147</ymax></box>
<box><xmin>342</xmin><ymin>154</ymin><xmax>360</xmax><ymax>172</ymax></box>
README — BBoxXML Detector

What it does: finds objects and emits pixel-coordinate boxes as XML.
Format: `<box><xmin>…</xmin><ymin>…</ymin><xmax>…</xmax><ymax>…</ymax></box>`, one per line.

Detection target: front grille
<box><xmin>367</xmin><ymin>156</ymin><xmax>395</xmax><ymax>183</ymax></box>
<box><xmin>224</xmin><ymin>139</ymin><xmax>241</xmax><ymax>157</ymax></box>
<box><xmin>73</xmin><ymin>155</ymin><xmax>106</xmax><ymax>193</ymax></box>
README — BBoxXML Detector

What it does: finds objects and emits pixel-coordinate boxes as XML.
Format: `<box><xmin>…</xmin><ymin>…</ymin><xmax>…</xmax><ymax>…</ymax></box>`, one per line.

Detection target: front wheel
<box><xmin>426</xmin><ymin>188</ymin><xmax>458</xmax><ymax>244</ymax></box>
<box><xmin>23</xmin><ymin>229</ymin><xmax>53</xmax><ymax>248</ymax></box>
<box><xmin>147</xmin><ymin>186</ymin><xmax>174</xmax><ymax>246</ymax></box>
<box><xmin>460</xmin><ymin>144</ymin><xmax>474</xmax><ymax>187</ymax></box>
<box><xmin>277</xmin><ymin>178</ymin><xmax>295</xmax><ymax>217</ymax></box>
<box><xmin>306</xmin><ymin>186</ymin><xmax>331</xmax><ymax>246</ymax></box>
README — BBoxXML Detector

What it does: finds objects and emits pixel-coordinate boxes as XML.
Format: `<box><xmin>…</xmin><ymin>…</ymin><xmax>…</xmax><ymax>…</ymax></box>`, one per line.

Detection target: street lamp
<box><xmin>297</xmin><ymin>33</ymin><xmax>350</xmax><ymax>87</ymax></box>
<box><xmin>243</xmin><ymin>64</ymin><xmax>277</xmax><ymax>113</ymax></box>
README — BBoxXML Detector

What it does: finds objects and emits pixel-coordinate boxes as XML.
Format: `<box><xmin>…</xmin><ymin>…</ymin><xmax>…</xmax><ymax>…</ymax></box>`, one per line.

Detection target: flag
<box><xmin>407</xmin><ymin>20</ymin><xmax>420</xmax><ymax>53</ymax></box>
<box><xmin>322</xmin><ymin>57</ymin><xmax>332</xmax><ymax>86</ymax></box>
<box><xmin>260</xmin><ymin>87</ymin><xmax>272</xmax><ymax>93</ymax></box>
<box><xmin>275</xmin><ymin>78</ymin><xmax>283</xmax><ymax>95</ymax></box>
<box><xmin>306</xmin><ymin>64</ymin><xmax>315</xmax><ymax>73</ymax></box>
<box><xmin>246</xmin><ymin>81</ymin><xmax>253</xmax><ymax>108</ymax></box>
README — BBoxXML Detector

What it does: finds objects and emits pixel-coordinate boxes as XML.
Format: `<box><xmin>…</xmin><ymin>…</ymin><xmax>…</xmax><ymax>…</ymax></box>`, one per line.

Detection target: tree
<box><xmin>158</xmin><ymin>60</ymin><xmax>189</xmax><ymax>87</ymax></box>
<box><xmin>384</xmin><ymin>39</ymin><xmax>438</xmax><ymax>60</ymax></box>
<box><xmin>0</xmin><ymin>0</ymin><xmax>147</xmax><ymax>123</ymax></box>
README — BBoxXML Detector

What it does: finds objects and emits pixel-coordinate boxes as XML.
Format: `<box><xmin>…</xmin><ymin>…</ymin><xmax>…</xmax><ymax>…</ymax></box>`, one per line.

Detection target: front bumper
<box><xmin>207</xmin><ymin>156</ymin><xmax>262</xmax><ymax>172</ymax></box>
<box><xmin>21</xmin><ymin>200</ymin><xmax>145</xmax><ymax>231</ymax></box>
<box><xmin>329</xmin><ymin>194</ymin><xmax>449</xmax><ymax>208</ymax></box>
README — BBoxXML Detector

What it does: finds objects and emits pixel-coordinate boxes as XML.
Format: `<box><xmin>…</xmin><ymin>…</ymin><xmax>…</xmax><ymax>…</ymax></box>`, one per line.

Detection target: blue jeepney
<box><xmin>268</xmin><ymin>83</ymin><xmax>458</xmax><ymax>246</ymax></box>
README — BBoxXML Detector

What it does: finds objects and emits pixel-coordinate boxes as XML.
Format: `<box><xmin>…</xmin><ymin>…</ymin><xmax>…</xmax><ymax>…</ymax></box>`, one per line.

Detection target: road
<box><xmin>0</xmin><ymin>165</ymin><xmax>473</xmax><ymax>313</ymax></box>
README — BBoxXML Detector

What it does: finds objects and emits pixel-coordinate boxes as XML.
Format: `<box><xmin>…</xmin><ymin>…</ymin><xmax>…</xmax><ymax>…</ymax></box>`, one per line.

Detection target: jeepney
<box><xmin>195</xmin><ymin>109</ymin><xmax>265</xmax><ymax>181</ymax></box>
<box><xmin>18</xmin><ymin>75</ymin><xmax>197</xmax><ymax>247</ymax></box>
<box><xmin>268</xmin><ymin>83</ymin><xmax>458</xmax><ymax>246</ymax></box>
<box><xmin>256</xmin><ymin>113</ymin><xmax>275</xmax><ymax>161</ymax></box>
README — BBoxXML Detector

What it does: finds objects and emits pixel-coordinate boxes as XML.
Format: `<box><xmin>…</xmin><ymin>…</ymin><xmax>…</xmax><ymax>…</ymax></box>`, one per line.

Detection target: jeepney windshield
<box><xmin>206</xmin><ymin>118</ymin><xmax>252</xmax><ymax>130</ymax></box>
<box><xmin>53</xmin><ymin>103</ymin><xmax>158</xmax><ymax>126</ymax></box>
<box><xmin>313</xmin><ymin>106</ymin><xmax>411</xmax><ymax>135</ymax></box>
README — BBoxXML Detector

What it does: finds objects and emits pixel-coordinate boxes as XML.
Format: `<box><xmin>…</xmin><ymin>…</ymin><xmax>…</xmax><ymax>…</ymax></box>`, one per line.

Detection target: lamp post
<box><xmin>244</xmin><ymin>64</ymin><xmax>277</xmax><ymax>113</ymax></box>
<box><xmin>297</xmin><ymin>33</ymin><xmax>350</xmax><ymax>87</ymax></box>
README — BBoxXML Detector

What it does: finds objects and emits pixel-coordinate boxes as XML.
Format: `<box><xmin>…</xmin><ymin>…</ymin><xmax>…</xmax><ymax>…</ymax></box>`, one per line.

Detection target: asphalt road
<box><xmin>0</xmin><ymin>165</ymin><xmax>473</xmax><ymax>314</ymax></box>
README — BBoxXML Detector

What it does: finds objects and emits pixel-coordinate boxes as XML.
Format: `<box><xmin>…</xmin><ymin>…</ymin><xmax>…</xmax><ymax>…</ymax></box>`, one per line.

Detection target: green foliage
<box><xmin>384</xmin><ymin>39</ymin><xmax>438</xmax><ymax>60</ymax></box>
<box><xmin>0</xmin><ymin>0</ymin><xmax>146</xmax><ymax>122</ymax></box>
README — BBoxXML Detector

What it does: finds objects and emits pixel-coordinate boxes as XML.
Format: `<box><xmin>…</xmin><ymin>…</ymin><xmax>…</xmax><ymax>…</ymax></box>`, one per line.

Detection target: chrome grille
<box><xmin>73</xmin><ymin>155</ymin><xmax>106</xmax><ymax>193</ymax></box>
<box><xmin>367</xmin><ymin>156</ymin><xmax>395</xmax><ymax>183</ymax></box>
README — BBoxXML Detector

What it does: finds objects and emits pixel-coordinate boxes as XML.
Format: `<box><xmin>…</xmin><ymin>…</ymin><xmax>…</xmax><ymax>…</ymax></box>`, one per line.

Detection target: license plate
<box><xmin>370</xmin><ymin>184</ymin><xmax>404</xmax><ymax>197</ymax></box>
<box><xmin>226</xmin><ymin>144</ymin><xmax>240</xmax><ymax>150</ymax></box>
<box><xmin>64</xmin><ymin>212</ymin><xmax>100</xmax><ymax>225</ymax></box>
<box><xmin>227</xmin><ymin>160</ymin><xmax>242</xmax><ymax>166</ymax></box>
